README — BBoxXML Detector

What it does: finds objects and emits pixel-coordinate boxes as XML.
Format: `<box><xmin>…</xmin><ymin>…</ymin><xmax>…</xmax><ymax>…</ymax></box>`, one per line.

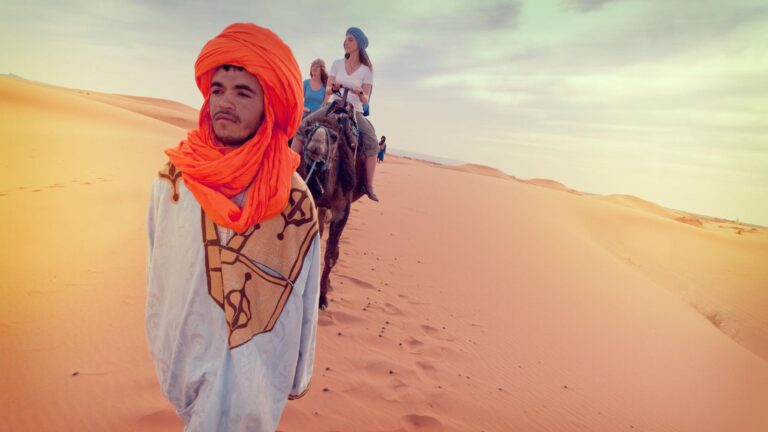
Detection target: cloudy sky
<box><xmin>2</xmin><ymin>0</ymin><xmax>767</xmax><ymax>224</ymax></box>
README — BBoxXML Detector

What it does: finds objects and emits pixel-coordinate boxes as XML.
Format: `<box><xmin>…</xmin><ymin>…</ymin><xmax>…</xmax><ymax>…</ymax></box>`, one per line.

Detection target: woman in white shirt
<box><xmin>292</xmin><ymin>27</ymin><xmax>380</xmax><ymax>202</ymax></box>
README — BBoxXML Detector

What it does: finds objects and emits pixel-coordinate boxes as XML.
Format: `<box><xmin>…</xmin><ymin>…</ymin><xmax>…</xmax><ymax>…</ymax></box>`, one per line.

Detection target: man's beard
<box><xmin>215</xmin><ymin>128</ymin><xmax>258</xmax><ymax>147</ymax></box>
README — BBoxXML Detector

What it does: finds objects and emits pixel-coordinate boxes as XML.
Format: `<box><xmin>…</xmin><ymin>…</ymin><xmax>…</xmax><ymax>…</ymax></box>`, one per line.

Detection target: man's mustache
<box><xmin>213</xmin><ymin>110</ymin><xmax>240</xmax><ymax>122</ymax></box>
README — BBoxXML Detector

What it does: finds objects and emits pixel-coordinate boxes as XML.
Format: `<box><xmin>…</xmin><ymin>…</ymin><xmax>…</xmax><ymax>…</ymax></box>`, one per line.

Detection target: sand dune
<box><xmin>597</xmin><ymin>194</ymin><xmax>684</xmax><ymax>221</ymax></box>
<box><xmin>74</xmin><ymin>93</ymin><xmax>199</xmax><ymax>130</ymax></box>
<box><xmin>446</xmin><ymin>163</ymin><xmax>510</xmax><ymax>179</ymax></box>
<box><xmin>521</xmin><ymin>178</ymin><xmax>571</xmax><ymax>192</ymax></box>
<box><xmin>2</xmin><ymin>77</ymin><xmax>767</xmax><ymax>431</ymax></box>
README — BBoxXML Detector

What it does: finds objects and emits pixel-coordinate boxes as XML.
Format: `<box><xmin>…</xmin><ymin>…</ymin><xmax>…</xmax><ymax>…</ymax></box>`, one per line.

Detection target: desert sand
<box><xmin>1</xmin><ymin>75</ymin><xmax>767</xmax><ymax>431</ymax></box>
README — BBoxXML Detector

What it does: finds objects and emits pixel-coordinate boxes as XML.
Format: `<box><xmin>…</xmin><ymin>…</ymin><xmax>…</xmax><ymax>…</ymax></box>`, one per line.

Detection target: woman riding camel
<box><xmin>302</xmin><ymin>58</ymin><xmax>327</xmax><ymax>118</ymax></box>
<box><xmin>292</xmin><ymin>27</ymin><xmax>379</xmax><ymax>201</ymax></box>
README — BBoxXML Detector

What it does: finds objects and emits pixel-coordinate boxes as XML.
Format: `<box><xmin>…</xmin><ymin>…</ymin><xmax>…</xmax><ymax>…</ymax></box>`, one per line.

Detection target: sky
<box><xmin>1</xmin><ymin>0</ymin><xmax>767</xmax><ymax>225</ymax></box>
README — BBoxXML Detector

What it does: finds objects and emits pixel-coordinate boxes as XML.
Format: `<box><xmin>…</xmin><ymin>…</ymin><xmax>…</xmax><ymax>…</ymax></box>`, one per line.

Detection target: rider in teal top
<box><xmin>302</xmin><ymin>59</ymin><xmax>327</xmax><ymax>118</ymax></box>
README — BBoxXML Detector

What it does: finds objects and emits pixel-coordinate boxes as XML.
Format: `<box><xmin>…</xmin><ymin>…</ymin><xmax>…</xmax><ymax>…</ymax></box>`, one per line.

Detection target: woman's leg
<box><xmin>356</xmin><ymin>112</ymin><xmax>379</xmax><ymax>201</ymax></box>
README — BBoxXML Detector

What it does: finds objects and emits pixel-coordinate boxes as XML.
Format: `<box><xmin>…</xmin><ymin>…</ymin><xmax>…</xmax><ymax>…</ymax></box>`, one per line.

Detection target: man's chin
<box><xmin>215</xmin><ymin>132</ymin><xmax>249</xmax><ymax>147</ymax></box>
<box><xmin>213</xmin><ymin>125</ymin><xmax>259</xmax><ymax>147</ymax></box>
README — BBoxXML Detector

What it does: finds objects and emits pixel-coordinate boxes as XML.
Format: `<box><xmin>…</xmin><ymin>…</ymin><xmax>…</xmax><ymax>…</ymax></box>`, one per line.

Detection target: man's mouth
<box><xmin>215</xmin><ymin>113</ymin><xmax>237</xmax><ymax>123</ymax></box>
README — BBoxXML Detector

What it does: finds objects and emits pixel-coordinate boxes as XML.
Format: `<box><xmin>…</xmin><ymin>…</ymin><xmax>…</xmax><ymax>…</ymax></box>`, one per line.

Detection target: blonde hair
<box><xmin>310</xmin><ymin>58</ymin><xmax>328</xmax><ymax>87</ymax></box>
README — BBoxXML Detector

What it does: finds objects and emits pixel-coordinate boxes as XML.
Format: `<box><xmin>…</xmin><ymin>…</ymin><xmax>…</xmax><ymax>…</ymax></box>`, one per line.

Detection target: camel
<box><xmin>297</xmin><ymin>99</ymin><xmax>367</xmax><ymax>309</ymax></box>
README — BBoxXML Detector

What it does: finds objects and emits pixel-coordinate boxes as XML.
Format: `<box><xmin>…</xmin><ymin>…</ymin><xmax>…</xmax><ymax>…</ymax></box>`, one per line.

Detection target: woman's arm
<box><xmin>358</xmin><ymin>83</ymin><xmax>372</xmax><ymax>104</ymax></box>
<box><xmin>323</xmin><ymin>75</ymin><xmax>337</xmax><ymax>104</ymax></box>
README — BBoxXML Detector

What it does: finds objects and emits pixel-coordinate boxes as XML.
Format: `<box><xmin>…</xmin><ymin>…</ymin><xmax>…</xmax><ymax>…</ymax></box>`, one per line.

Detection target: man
<box><xmin>146</xmin><ymin>23</ymin><xmax>321</xmax><ymax>431</ymax></box>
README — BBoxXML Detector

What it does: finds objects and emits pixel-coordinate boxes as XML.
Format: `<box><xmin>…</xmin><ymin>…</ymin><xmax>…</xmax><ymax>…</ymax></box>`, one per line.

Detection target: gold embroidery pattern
<box><xmin>202</xmin><ymin>174</ymin><xmax>319</xmax><ymax>349</ymax></box>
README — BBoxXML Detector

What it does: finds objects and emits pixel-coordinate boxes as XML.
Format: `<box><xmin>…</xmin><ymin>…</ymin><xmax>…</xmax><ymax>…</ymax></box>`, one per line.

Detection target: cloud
<box><xmin>407</xmin><ymin>1</ymin><xmax>522</xmax><ymax>32</ymax></box>
<box><xmin>511</xmin><ymin>2</ymin><xmax>766</xmax><ymax>73</ymax></box>
<box><xmin>563</xmin><ymin>0</ymin><xmax>622</xmax><ymax>13</ymax></box>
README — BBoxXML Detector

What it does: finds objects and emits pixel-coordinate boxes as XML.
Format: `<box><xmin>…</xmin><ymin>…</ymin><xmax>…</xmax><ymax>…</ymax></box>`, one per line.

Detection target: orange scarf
<box><xmin>165</xmin><ymin>23</ymin><xmax>302</xmax><ymax>233</ymax></box>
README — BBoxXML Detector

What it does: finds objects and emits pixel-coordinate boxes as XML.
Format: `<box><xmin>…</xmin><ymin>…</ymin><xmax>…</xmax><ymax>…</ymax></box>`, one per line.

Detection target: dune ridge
<box><xmin>1</xmin><ymin>74</ymin><xmax>198</xmax><ymax>130</ymax></box>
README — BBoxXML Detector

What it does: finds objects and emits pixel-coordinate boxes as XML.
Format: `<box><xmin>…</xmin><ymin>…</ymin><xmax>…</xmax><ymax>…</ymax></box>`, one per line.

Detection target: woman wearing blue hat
<box><xmin>292</xmin><ymin>27</ymin><xmax>380</xmax><ymax>201</ymax></box>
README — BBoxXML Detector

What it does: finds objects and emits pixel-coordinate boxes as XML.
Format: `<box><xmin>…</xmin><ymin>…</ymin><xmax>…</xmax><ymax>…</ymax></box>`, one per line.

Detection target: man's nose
<box><xmin>218</xmin><ymin>93</ymin><xmax>235</xmax><ymax>110</ymax></box>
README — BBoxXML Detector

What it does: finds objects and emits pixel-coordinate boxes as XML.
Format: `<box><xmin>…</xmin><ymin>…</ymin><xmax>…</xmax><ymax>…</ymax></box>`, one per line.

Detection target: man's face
<box><xmin>209</xmin><ymin>67</ymin><xmax>264</xmax><ymax>146</ymax></box>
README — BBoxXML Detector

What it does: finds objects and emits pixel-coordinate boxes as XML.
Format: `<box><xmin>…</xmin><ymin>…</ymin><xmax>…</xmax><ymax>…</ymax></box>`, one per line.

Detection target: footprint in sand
<box><xmin>415</xmin><ymin>360</ymin><xmax>439</xmax><ymax>380</ymax></box>
<box><xmin>397</xmin><ymin>293</ymin><xmax>424</xmax><ymax>305</ymax></box>
<box><xmin>420</xmin><ymin>324</ymin><xmax>440</xmax><ymax>336</ymax></box>
<box><xmin>401</xmin><ymin>414</ymin><xmax>443</xmax><ymax>431</ymax></box>
<box><xmin>320</xmin><ymin>310</ymin><xmax>367</xmax><ymax>327</ymax></box>
<box><xmin>365</xmin><ymin>302</ymin><xmax>403</xmax><ymax>316</ymax></box>
<box><xmin>337</xmin><ymin>274</ymin><xmax>376</xmax><ymax>290</ymax></box>
<box><xmin>318</xmin><ymin>314</ymin><xmax>334</xmax><ymax>327</ymax></box>
<box><xmin>382</xmin><ymin>377</ymin><xmax>420</xmax><ymax>402</ymax></box>
<box><xmin>48</xmin><ymin>184</ymin><xmax>64</xmax><ymax>188</ymax></box>
<box><xmin>420</xmin><ymin>324</ymin><xmax>456</xmax><ymax>342</ymax></box>
<box><xmin>381</xmin><ymin>302</ymin><xmax>402</xmax><ymax>315</ymax></box>
<box><xmin>403</xmin><ymin>336</ymin><xmax>424</xmax><ymax>349</ymax></box>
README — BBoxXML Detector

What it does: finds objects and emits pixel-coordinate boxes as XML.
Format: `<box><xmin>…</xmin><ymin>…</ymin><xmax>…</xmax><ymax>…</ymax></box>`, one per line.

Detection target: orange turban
<box><xmin>165</xmin><ymin>23</ymin><xmax>302</xmax><ymax>233</ymax></box>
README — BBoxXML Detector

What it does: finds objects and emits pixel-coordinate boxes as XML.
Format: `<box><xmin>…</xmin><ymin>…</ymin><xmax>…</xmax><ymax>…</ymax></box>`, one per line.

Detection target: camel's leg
<box><xmin>317</xmin><ymin>208</ymin><xmax>327</xmax><ymax>238</ymax></box>
<box><xmin>319</xmin><ymin>201</ymin><xmax>351</xmax><ymax>310</ymax></box>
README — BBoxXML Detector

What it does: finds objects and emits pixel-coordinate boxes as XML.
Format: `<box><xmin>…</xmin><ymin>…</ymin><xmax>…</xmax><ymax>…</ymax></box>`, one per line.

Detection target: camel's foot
<box><xmin>319</xmin><ymin>293</ymin><xmax>328</xmax><ymax>310</ymax></box>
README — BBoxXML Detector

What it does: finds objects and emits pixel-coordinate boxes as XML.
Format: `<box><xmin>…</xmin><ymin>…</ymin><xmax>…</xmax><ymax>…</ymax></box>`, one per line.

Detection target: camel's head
<box><xmin>305</xmin><ymin>124</ymin><xmax>338</xmax><ymax>163</ymax></box>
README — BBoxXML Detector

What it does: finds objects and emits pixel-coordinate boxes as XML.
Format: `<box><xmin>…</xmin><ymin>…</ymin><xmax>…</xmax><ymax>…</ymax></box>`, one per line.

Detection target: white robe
<box><xmin>146</xmin><ymin>170</ymin><xmax>321</xmax><ymax>432</ymax></box>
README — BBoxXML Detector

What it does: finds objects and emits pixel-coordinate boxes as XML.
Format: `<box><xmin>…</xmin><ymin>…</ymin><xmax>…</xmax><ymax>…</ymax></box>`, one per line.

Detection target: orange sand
<box><xmin>1</xmin><ymin>75</ymin><xmax>767</xmax><ymax>431</ymax></box>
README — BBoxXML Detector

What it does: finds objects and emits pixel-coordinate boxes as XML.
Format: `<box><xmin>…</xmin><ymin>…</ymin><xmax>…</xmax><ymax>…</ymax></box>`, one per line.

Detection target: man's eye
<box><xmin>239</xmin><ymin>92</ymin><xmax>251</xmax><ymax>98</ymax></box>
<box><xmin>211</xmin><ymin>89</ymin><xmax>222</xmax><ymax>95</ymax></box>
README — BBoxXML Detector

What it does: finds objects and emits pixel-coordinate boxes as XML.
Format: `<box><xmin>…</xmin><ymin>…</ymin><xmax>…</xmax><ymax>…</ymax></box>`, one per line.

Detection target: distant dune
<box><xmin>1</xmin><ymin>76</ymin><xmax>767</xmax><ymax>432</ymax></box>
<box><xmin>597</xmin><ymin>193</ymin><xmax>684</xmax><ymax>220</ymax></box>
<box><xmin>77</xmin><ymin>93</ymin><xmax>198</xmax><ymax>130</ymax></box>
<box><xmin>522</xmin><ymin>177</ymin><xmax>571</xmax><ymax>192</ymax></box>
<box><xmin>447</xmin><ymin>163</ymin><xmax>511</xmax><ymax>179</ymax></box>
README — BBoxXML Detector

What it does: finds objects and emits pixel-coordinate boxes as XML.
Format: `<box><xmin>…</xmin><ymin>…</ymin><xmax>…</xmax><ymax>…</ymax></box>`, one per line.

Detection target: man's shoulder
<box><xmin>155</xmin><ymin>160</ymin><xmax>184</xmax><ymax>203</ymax></box>
<box><xmin>158</xmin><ymin>160</ymin><xmax>180</xmax><ymax>178</ymax></box>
